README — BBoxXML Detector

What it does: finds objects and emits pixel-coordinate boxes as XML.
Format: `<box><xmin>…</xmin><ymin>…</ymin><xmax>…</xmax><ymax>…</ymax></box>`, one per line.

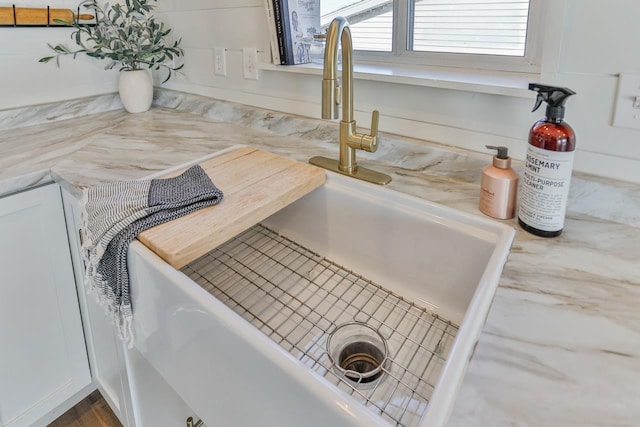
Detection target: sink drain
<box><xmin>327</xmin><ymin>322</ymin><xmax>389</xmax><ymax>385</ymax></box>
<box><xmin>339</xmin><ymin>341</ymin><xmax>385</xmax><ymax>383</ymax></box>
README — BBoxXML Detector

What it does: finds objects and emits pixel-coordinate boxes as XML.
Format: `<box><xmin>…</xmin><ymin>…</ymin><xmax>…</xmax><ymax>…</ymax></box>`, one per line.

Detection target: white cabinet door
<box><xmin>124</xmin><ymin>348</ymin><xmax>200</xmax><ymax>427</ymax></box>
<box><xmin>0</xmin><ymin>185</ymin><xmax>91</xmax><ymax>427</ymax></box>
<box><xmin>60</xmin><ymin>188</ymin><xmax>134</xmax><ymax>427</ymax></box>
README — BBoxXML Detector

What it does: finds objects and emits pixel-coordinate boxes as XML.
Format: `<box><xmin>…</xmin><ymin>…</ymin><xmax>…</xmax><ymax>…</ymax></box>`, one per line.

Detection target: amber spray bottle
<box><xmin>518</xmin><ymin>84</ymin><xmax>576</xmax><ymax>237</ymax></box>
<box><xmin>479</xmin><ymin>145</ymin><xmax>519</xmax><ymax>220</ymax></box>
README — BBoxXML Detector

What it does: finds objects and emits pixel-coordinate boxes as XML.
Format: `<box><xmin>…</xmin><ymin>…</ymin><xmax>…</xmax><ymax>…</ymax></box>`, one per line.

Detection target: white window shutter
<box><xmin>411</xmin><ymin>0</ymin><xmax>530</xmax><ymax>56</ymax></box>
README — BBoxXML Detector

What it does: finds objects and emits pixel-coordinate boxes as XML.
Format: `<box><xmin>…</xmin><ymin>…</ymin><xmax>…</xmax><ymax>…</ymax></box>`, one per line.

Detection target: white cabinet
<box><xmin>0</xmin><ymin>185</ymin><xmax>91</xmax><ymax>427</ymax></box>
<box><xmin>61</xmin><ymin>187</ymin><xmax>201</xmax><ymax>427</ymax></box>
<box><xmin>61</xmin><ymin>188</ymin><xmax>135</xmax><ymax>427</ymax></box>
<box><xmin>124</xmin><ymin>348</ymin><xmax>199</xmax><ymax>427</ymax></box>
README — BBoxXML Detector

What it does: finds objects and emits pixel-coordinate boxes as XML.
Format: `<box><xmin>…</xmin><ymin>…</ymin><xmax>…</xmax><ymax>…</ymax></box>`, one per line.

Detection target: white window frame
<box><xmin>351</xmin><ymin>0</ymin><xmax>545</xmax><ymax>73</ymax></box>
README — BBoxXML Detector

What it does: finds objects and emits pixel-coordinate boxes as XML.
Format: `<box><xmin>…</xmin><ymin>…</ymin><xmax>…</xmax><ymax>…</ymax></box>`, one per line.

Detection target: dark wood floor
<box><xmin>48</xmin><ymin>390</ymin><xmax>122</xmax><ymax>427</ymax></box>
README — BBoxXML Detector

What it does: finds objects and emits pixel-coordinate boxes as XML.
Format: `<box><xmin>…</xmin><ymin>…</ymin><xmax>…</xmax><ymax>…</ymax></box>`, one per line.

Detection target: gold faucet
<box><xmin>310</xmin><ymin>16</ymin><xmax>391</xmax><ymax>185</ymax></box>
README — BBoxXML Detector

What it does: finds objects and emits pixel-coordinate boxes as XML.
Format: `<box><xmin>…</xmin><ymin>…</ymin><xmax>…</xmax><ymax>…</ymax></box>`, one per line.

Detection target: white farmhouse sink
<box><xmin>128</xmin><ymin>152</ymin><xmax>514</xmax><ymax>427</ymax></box>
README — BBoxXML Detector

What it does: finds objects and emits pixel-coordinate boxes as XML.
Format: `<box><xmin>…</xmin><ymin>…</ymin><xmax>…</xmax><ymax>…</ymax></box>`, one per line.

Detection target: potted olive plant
<box><xmin>40</xmin><ymin>0</ymin><xmax>183</xmax><ymax>113</ymax></box>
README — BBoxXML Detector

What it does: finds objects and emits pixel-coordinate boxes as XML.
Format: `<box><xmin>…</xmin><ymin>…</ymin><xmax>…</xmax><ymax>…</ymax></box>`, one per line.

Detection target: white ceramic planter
<box><xmin>118</xmin><ymin>69</ymin><xmax>153</xmax><ymax>113</ymax></box>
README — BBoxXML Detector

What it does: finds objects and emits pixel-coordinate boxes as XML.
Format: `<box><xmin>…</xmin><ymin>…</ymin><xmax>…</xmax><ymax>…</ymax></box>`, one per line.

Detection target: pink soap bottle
<box><xmin>479</xmin><ymin>145</ymin><xmax>519</xmax><ymax>220</ymax></box>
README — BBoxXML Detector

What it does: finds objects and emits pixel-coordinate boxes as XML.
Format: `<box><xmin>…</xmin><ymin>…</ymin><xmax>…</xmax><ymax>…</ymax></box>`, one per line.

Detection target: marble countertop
<box><xmin>2</xmin><ymin>90</ymin><xmax>639</xmax><ymax>426</ymax></box>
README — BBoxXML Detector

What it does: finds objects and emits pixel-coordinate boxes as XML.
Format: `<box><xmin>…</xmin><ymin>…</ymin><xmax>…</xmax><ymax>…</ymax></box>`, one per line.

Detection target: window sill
<box><xmin>258</xmin><ymin>61</ymin><xmax>538</xmax><ymax>98</ymax></box>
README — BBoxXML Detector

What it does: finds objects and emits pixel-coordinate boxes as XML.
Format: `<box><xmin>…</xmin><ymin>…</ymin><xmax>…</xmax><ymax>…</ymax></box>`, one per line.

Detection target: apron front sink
<box><xmin>129</xmin><ymin>166</ymin><xmax>514</xmax><ymax>427</ymax></box>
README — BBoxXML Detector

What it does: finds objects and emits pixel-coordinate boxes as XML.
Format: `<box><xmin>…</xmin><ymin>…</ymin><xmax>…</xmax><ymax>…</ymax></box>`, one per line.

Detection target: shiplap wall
<box><xmin>0</xmin><ymin>0</ymin><xmax>639</xmax><ymax>183</ymax></box>
<box><xmin>0</xmin><ymin>29</ymin><xmax>118</xmax><ymax>107</ymax></box>
<box><xmin>154</xmin><ymin>0</ymin><xmax>640</xmax><ymax>183</ymax></box>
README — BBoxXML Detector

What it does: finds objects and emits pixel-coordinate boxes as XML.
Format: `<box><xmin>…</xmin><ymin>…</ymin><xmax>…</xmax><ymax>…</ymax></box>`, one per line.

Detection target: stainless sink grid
<box><xmin>181</xmin><ymin>224</ymin><xmax>458</xmax><ymax>427</ymax></box>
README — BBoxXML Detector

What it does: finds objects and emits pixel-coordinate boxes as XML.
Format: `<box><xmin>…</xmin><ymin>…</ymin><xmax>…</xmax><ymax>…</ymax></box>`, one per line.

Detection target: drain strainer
<box><xmin>327</xmin><ymin>321</ymin><xmax>389</xmax><ymax>385</ymax></box>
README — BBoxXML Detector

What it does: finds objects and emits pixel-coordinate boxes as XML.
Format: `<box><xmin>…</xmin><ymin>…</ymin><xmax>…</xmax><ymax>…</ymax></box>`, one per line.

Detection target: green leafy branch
<box><xmin>39</xmin><ymin>0</ymin><xmax>184</xmax><ymax>83</ymax></box>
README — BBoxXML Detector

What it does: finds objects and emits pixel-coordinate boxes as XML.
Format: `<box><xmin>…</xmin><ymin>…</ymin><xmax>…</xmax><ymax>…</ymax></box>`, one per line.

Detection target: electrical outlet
<box><xmin>612</xmin><ymin>73</ymin><xmax>640</xmax><ymax>129</ymax></box>
<box><xmin>243</xmin><ymin>48</ymin><xmax>259</xmax><ymax>80</ymax></box>
<box><xmin>214</xmin><ymin>47</ymin><xmax>226</xmax><ymax>76</ymax></box>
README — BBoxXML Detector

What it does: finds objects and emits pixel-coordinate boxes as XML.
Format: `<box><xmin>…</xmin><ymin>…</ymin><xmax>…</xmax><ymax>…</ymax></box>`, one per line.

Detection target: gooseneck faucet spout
<box><xmin>310</xmin><ymin>16</ymin><xmax>391</xmax><ymax>185</ymax></box>
<box><xmin>321</xmin><ymin>16</ymin><xmax>350</xmax><ymax>122</ymax></box>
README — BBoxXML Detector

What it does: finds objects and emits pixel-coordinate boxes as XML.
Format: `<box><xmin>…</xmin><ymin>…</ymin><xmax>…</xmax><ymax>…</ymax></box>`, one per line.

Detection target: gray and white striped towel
<box><xmin>80</xmin><ymin>165</ymin><xmax>223</xmax><ymax>346</ymax></box>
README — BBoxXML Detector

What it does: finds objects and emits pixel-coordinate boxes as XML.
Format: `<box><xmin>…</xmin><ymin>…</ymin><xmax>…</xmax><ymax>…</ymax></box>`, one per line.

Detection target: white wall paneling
<box><xmin>1</xmin><ymin>0</ymin><xmax>639</xmax><ymax>183</ymax></box>
<box><xmin>156</xmin><ymin>0</ymin><xmax>640</xmax><ymax>183</ymax></box>
<box><xmin>0</xmin><ymin>27</ymin><xmax>119</xmax><ymax>109</ymax></box>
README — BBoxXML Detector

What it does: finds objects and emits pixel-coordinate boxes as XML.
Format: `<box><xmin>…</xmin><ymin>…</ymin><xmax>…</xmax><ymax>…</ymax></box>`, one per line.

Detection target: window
<box><xmin>322</xmin><ymin>0</ymin><xmax>394</xmax><ymax>52</ymax></box>
<box><xmin>320</xmin><ymin>0</ymin><xmax>541</xmax><ymax>72</ymax></box>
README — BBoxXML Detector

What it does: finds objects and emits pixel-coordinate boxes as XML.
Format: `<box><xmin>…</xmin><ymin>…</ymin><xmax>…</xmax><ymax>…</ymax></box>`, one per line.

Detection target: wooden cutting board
<box><xmin>137</xmin><ymin>147</ymin><xmax>326</xmax><ymax>269</ymax></box>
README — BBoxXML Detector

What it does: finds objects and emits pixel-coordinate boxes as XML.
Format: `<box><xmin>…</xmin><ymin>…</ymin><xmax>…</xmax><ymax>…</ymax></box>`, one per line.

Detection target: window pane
<box><xmin>410</xmin><ymin>0</ymin><xmax>530</xmax><ymax>56</ymax></box>
<box><xmin>321</xmin><ymin>0</ymin><xmax>393</xmax><ymax>52</ymax></box>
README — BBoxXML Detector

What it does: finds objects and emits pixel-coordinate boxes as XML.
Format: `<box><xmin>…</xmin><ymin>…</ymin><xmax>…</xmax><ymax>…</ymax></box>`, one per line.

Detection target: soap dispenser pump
<box><xmin>479</xmin><ymin>145</ymin><xmax>519</xmax><ymax>220</ymax></box>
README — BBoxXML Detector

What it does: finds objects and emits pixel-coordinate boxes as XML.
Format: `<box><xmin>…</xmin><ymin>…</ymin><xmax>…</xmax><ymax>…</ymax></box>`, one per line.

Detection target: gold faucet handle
<box><xmin>359</xmin><ymin>110</ymin><xmax>379</xmax><ymax>153</ymax></box>
<box><xmin>370</xmin><ymin>109</ymin><xmax>379</xmax><ymax>138</ymax></box>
